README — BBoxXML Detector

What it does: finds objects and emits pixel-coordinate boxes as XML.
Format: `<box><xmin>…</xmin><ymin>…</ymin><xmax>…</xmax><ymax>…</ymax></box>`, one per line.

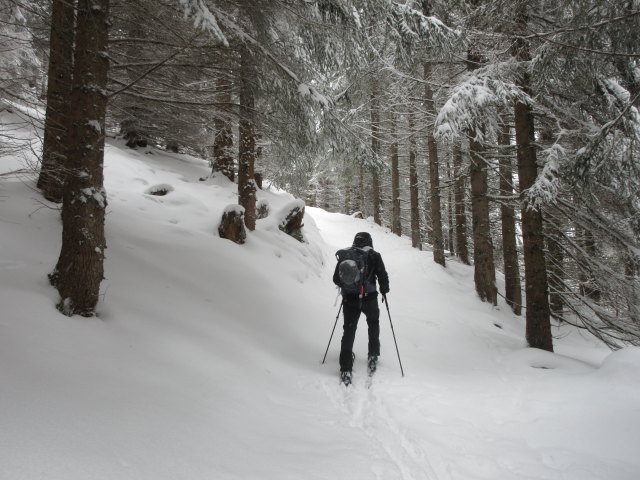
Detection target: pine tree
<box><xmin>498</xmin><ymin>123</ymin><xmax>522</xmax><ymax>315</ymax></box>
<box><xmin>51</xmin><ymin>0</ymin><xmax>110</xmax><ymax>317</ymax></box>
<box><xmin>38</xmin><ymin>0</ymin><xmax>76</xmax><ymax>203</ymax></box>
<box><xmin>424</xmin><ymin>62</ymin><xmax>445</xmax><ymax>266</ymax></box>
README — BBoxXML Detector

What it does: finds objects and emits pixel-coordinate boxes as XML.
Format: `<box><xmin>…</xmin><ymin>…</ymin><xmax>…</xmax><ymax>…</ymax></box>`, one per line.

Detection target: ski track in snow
<box><xmin>320</xmin><ymin>375</ymin><xmax>440</xmax><ymax>480</ymax></box>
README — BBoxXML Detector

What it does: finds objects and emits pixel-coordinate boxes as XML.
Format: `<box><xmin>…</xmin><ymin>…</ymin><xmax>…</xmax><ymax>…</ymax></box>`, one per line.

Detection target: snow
<box><xmin>1</xmin><ymin>117</ymin><xmax>640</xmax><ymax>480</ymax></box>
<box><xmin>178</xmin><ymin>0</ymin><xmax>228</xmax><ymax>47</ymax></box>
<box><xmin>297</xmin><ymin>82</ymin><xmax>330</xmax><ymax>108</ymax></box>
<box><xmin>87</xmin><ymin>120</ymin><xmax>102</xmax><ymax>133</ymax></box>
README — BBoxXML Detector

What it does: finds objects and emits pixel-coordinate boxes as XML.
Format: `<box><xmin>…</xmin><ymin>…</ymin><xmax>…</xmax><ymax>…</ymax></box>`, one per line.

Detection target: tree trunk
<box><xmin>38</xmin><ymin>0</ymin><xmax>76</xmax><ymax>203</ymax></box>
<box><xmin>498</xmin><ymin>125</ymin><xmax>522</xmax><ymax>315</ymax></box>
<box><xmin>469</xmin><ymin>135</ymin><xmax>497</xmax><ymax>304</ymax></box>
<box><xmin>546</xmin><ymin>216</ymin><xmax>564</xmax><ymax>319</ymax></box>
<box><xmin>213</xmin><ymin>78</ymin><xmax>235</xmax><ymax>181</ymax></box>
<box><xmin>358</xmin><ymin>163</ymin><xmax>365</xmax><ymax>215</ymax></box>
<box><xmin>408</xmin><ymin>112</ymin><xmax>421</xmax><ymax>249</ymax></box>
<box><xmin>370</xmin><ymin>83</ymin><xmax>382</xmax><ymax>225</ymax></box>
<box><xmin>52</xmin><ymin>0</ymin><xmax>110</xmax><ymax>317</ymax></box>
<box><xmin>238</xmin><ymin>46</ymin><xmax>257</xmax><ymax>231</ymax></box>
<box><xmin>390</xmin><ymin>115</ymin><xmax>401</xmax><ymax>236</ymax></box>
<box><xmin>467</xmin><ymin>47</ymin><xmax>497</xmax><ymax>304</ymax></box>
<box><xmin>343</xmin><ymin>180</ymin><xmax>351</xmax><ymax>214</ymax></box>
<box><xmin>513</xmin><ymin>13</ymin><xmax>553</xmax><ymax>351</ymax></box>
<box><xmin>453</xmin><ymin>141</ymin><xmax>470</xmax><ymax>264</ymax></box>
<box><xmin>424</xmin><ymin>63</ymin><xmax>445</xmax><ymax>266</ymax></box>
<box><xmin>447</xmin><ymin>161</ymin><xmax>455</xmax><ymax>256</ymax></box>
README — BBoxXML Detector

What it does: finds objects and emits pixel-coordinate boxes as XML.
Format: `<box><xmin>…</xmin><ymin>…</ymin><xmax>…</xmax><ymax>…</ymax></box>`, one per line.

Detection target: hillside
<box><xmin>1</xmin><ymin>125</ymin><xmax>640</xmax><ymax>480</ymax></box>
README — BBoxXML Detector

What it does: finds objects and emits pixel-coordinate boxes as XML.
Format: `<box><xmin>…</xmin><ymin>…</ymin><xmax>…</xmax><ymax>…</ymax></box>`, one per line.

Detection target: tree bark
<box><xmin>408</xmin><ymin>111</ymin><xmax>421</xmax><ymax>249</ymax></box>
<box><xmin>546</xmin><ymin>215</ymin><xmax>564</xmax><ymax>319</ymax></box>
<box><xmin>370</xmin><ymin>82</ymin><xmax>382</xmax><ymax>225</ymax></box>
<box><xmin>467</xmin><ymin>47</ymin><xmax>497</xmax><ymax>304</ymax></box>
<box><xmin>498</xmin><ymin>125</ymin><xmax>522</xmax><ymax>315</ymax></box>
<box><xmin>213</xmin><ymin>77</ymin><xmax>235</xmax><ymax>181</ymax></box>
<box><xmin>38</xmin><ymin>0</ymin><xmax>76</xmax><ymax>203</ymax></box>
<box><xmin>357</xmin><ymin>163</ymin><xmax>365</xmax><ymax>215</ymax></box>
<box><xmin>469</xmin><ymin>135</ymin><xmax>497</xmax><ymax>304</ymax></box>
<box><xmin>447</xmin><ymin>160</ymin><xmax>455</xmax><ymax>256</ymax></box>
<box><xmin>52</xmin><ymin>0</ymin><xmax>110</xmax><ymax>316</ymax></box>
<box><xmin>424</xmin><ymin>62</ymin><xmax>445</xmax><ymax>266</ymax></box>
<box><xmin>453</xmin><ymin>141</ymin><xmax>470</xmax><ymax>264</ymax></box>
<box><xmin>238</xmin><ymin>46</ymin><xmax>257</xmax><ymax>231</ymax></box>
<box><xmin>390</xmin><ymin>115</ymin><xmax>401</xmax><ymax>236</ymax></box>
<box><xmin>513</xmin><ymin>12</ymin><xmax>553</xmax><ymax>351</ymax></box>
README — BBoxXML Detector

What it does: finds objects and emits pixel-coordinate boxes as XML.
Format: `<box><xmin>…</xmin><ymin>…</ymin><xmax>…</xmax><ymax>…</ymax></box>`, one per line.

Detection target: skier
<box><xmin>333</xmin><ymin>232</ymin><xmax>389</xmax><ymax>385</ymax></box>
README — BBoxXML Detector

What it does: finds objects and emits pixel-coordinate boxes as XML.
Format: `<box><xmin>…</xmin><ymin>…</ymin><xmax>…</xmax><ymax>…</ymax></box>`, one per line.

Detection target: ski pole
<box><xmin>322</xmin><ymin>302</ymin><xmax>342</xmax><ymax>364</ymax></box>
<box><xmin>383</xmin><ymin>294</ymin><xmax>405</xmax><ymax>377</ymax></box>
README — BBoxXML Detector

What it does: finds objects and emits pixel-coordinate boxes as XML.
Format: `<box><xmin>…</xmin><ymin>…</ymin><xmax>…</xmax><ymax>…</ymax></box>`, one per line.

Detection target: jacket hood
<box><xmin>353</xmin><ymin>232</ymin><xmax>373</xmax><ymax>249</ymax></box>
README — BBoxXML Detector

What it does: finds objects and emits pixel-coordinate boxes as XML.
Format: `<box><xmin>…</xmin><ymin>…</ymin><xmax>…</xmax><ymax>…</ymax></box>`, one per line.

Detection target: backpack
<box><xmin>335</xmin><ymin>246</ymin><xmax>371</xmax><ymax>296</ymax></box>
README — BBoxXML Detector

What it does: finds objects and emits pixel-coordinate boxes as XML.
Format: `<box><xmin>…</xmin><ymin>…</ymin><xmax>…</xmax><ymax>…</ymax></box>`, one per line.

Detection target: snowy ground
<box><xmin>2</xmin><ymin>113</ymin><xmax>640</xmax><ymax>480</ymax></box>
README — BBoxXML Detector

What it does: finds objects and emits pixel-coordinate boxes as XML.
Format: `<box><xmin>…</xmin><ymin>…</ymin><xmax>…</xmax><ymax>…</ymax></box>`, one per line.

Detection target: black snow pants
<box><xmin>339</xmin><ymin>294</ymin><xmax>380</xmax><ymax>372</ymax></box>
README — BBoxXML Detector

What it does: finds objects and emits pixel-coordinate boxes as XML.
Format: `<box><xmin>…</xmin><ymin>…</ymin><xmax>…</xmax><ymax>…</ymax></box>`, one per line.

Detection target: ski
<box><xmin>367</xmin><ymin>355</ymin><xmax>378</xmax><ymax>376</ymax></box>
<box><xmin>366</xmin><ymin>356</ymin><xmax>377</xmax><ymax>389</ymax></box>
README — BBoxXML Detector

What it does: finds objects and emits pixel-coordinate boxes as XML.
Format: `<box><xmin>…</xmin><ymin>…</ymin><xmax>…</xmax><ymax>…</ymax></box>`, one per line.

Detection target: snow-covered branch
<box><xmin>435</xmin><ymin>63</ymin><xmax>530</xmax><ymax>142</ymax></box>
<box><xmin>178</xmin><ymin>0</ymin><xmax>228</xmax><ymax>47</ymax></box>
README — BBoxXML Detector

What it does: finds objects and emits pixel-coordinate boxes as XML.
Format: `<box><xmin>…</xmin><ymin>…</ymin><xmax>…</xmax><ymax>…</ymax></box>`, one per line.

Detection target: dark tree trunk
<box><xmin>52</xmin><ymin>0</ymin><xmax>110</xmax><ymax>316</ymax></box>
<box><xmin>343</xmin><ymin>182</ymin><xmax>351</xmax><ymax>214</ymax></box>
<box><xmin>424</xmin><ymin>63</ymin><xmax>445</xmax><ymax>266</ymax></box>
<box><xmin>390</xmin><ymin>115</ymin><xmax>401</xmax><ymax>236</ymax></box>
<box><xmin>213</xmin><ymin>78</ymin><xmax>235</xmax><ymax>181</ymax></box>
<box><xmin>453</xmin><ymin>142</ymin><xmax>470</xmax><ymax>264</ymax></box>
<box><xmin>546</xmin><ymin>217</ymin><xmax>565</xmax><ymax>319</ymax></box>
<box><xmin>447</xmin><ymin>160</ymin><xmax>455</xmax><ymax>256</ymax></box>
<box><xmin>370</xmin><ymin>83</ymin><xmax>382</xmax><ymax>225</ymax></box>
<box><xmin>408</xmin><ymin>112</ymin><xmax>421</xmax><ymax>249</ymax></box>
<box><xmin>238</xmin><ymin>47</ymin><xmax>257</xmax><ymax>231</ymax></box>
<box><xmin>469</xmin><ymin>135</ymin><xmax>497</xmax><ymax>304</ymax></box>
<box><xmin>498</xmin><ymin>126</ymin><xmax>522</xmax><ymax>315</ymax></box>
<box><xmin>513</xmin><ymin>12</ymin><xmax>553</xmax><ymax>351</ymax></box>
<box><xmin>358</xmin><ymin>163</ymin><xmax>365</xmax><ymax>215</ymax></box>
<box><xmin>467</xmin><ymin>47</ymin><xmax>497</xmax><ymax>304</ymax></box>
<box><xmin>38</xmin><ymin>0</ymin><xmax>76</xmax><ymax>203</ymax></box>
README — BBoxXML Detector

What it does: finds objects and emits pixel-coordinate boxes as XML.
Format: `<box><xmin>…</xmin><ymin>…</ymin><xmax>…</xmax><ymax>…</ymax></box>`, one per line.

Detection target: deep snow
<box><xmin>1</xmin><ymin>113</ymin><xmax>639</xmax><ymax>480</ymax></box>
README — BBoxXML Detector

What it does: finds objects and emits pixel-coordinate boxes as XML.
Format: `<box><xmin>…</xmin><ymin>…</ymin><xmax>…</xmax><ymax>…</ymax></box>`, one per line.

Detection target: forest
<box><xmin>1</xmin><ymin>0</ymin><xmax>639</xmax><ymax>354</ymax></box>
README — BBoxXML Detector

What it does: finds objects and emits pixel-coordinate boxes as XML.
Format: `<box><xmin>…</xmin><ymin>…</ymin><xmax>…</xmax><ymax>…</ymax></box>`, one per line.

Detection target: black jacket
<box><xmin>333</xmin><ymin>248</ymin><xmax>389</xmax><ymax>296</ymax></box>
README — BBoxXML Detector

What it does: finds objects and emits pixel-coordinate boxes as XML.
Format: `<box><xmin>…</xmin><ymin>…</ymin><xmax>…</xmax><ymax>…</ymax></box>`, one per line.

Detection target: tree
<box><xmin>38</xmin><ymin>0</ymin><xmax>76</xmax><ymax>202</ymax></box>
<box><xmin>51</xmin><ymin>0</ymin><xmax>110</xmax><ymax>317</ymax></box>
<box><xmin>237</xmin><ymin>44</ymin><xmax>257</xmax><ymax>230</ymax></box>
<box><xmin>370</xmin><ymin>78</ymin><xmax>383</xmax><ymax>225</ymax></box>
<box><xmin>408</xmin><ymin>110</ymin><xmax>421</xmax><ymax>249</ymax></box>
<box><xmin>389</xmin><ymin>113</ymin><xmax>401</xmax><ymax>236</ymax></box>
<box><xmin>453</xmin><ymin>141</ymin><xmax>470</xmax><ymax>264</ymax></box>
<box><xmin>424</xmin><ymin>62</ymin><xmax>445</xmax><ymax>266</ymax></box>
<box><xmin>467</xmin><ymin>45</ymin><xmax>497</xmax><ymax>305</ymax></box>
<box><xmin>498</xmin><ymin>123</ymin><xmax>522</xmax><ymax>315</ymax></box>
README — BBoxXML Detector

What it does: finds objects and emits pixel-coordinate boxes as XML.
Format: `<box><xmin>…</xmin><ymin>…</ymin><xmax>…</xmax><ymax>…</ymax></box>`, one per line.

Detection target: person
<box><xmin>333</xmin><ymin>232</ymin><xmax>389</xmax><ymax>384</ymax></box>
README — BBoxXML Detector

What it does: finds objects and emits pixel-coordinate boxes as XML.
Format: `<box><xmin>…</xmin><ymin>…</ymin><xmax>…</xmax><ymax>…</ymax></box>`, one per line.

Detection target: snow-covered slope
<box><xmin>1</xmin><ymin>126</ymin><xmax>639</xmax><ymax>480</ymax></box>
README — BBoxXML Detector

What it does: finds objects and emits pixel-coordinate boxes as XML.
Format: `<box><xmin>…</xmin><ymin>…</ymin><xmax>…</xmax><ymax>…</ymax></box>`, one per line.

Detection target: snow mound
<box><xmin>596</xmin><ymin>347</ymin><xmax>640</xmax><ymax>384</ymax></box>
